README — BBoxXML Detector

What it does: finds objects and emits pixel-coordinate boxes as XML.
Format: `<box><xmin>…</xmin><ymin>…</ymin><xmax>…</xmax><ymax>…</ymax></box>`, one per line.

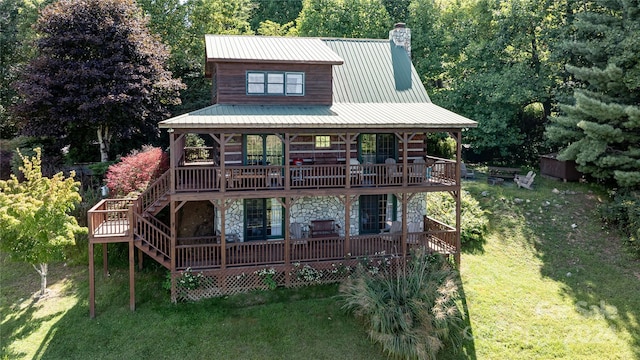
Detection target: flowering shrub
<box><xmin>177</xmin><ymin>267</ymin><xmax>203</xmax><ymax>290</ymax></box>
<box><xmin>105</xmin><ymin>146</ymin><xmax>169</xmax><ymax>197</ymax></box>
<box><xmin>291</xmin><ymin>263</ymin><xmax>324</xmax><ymax>283</ymax></box>
<box><xmin>254</xmin><ymin>267</ymin><xmax>278</xmax><ymax>290</ymax></box>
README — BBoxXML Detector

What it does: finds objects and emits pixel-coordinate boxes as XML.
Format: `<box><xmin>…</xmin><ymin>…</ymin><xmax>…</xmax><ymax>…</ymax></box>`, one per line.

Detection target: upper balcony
<box><xmin>174</xmin><ymin>155</ymin><xmax>456</xmax><ymax>193</ymax></box>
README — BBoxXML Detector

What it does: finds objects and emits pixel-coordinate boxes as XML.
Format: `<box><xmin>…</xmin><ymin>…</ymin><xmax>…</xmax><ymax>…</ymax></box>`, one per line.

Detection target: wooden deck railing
<box><xmin>173</xmin><ymin>230</ymin><xmax>457</xmax><ymax>270</ymax></box>
<box><xmin>88</xmin><ymin>199</ymin><xmax>135</xmax><ymax>240</ymax></box>
<box><xmin>424</xmin><ymin>216</ymin><xmax>457</xmax><ymax>253</ymax></box>
<box><xmin>133</xmin><ymin>213</ymin><xmax>170</xmax><ymax>259</ymax></box>
<box><xmin>140</xmin><ymin>170</ymin><xmax>171</xmax><ymax>211</ymax></box>
<box><xmin>174</xmin><ymin>159</ymin><xmax>456</xmax><ymax>192</ymax></box>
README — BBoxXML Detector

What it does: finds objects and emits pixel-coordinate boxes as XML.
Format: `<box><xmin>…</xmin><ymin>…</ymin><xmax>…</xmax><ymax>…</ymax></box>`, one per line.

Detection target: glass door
<box><xmin>359</xmin><ymin>134</ymin><xmax>397</xmax><ymax>164</ymax></box>
<box><xmin>245</xmin><ymin>134</ymin><xmax>283</xmax><ymax>165</ymax></box>
<box><xmin>244</xmin><ymin>198</ymin><xmax>283</xmax><ymax>241</ymax></box>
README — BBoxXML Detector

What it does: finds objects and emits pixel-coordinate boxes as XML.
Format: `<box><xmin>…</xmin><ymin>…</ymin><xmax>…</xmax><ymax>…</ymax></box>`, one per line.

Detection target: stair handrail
<box><xmin>134</xmin><ymin>212</ymin><xmax>171</xmax><ymax>259</ymax></box>
<box><xmin>140</xmin><ymin>170</ymin><xmax>171</xmax><ymax>212</ymax></box>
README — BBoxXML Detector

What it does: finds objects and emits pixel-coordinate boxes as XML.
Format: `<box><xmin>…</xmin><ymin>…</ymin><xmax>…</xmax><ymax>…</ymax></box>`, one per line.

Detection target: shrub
<box><xmin>599</xmin><ymin>189</ymin><xmax>640</xmax><ymax>257</ymax></box>
<box><xmin>426</xmin><ymin>191</ymin><xmax>488</xmax><ymax>247</ymax></box>
<box><xmin>340</xmin><ymin>249</ymin><xmax>466</xmax><ymax>360</ymax></box>
<box><xmin>105</xmin><ymin>146</ymin><xmax>169</xmax><ymax>197</ymax></box>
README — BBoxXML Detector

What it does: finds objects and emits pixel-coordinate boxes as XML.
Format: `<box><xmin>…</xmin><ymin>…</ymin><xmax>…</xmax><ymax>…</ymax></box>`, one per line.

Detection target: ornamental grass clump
<box><xmin>339</xmin><ymin>249</ymin><xmax>465</xmax><ymax>360</ymax></box>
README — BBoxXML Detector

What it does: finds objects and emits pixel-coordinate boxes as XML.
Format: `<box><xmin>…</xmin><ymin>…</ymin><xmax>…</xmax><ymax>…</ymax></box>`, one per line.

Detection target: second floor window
<box><xmin>247</xmin><ymin>71</ymin><xmax>304</xmax><ymax>96</ymax></box>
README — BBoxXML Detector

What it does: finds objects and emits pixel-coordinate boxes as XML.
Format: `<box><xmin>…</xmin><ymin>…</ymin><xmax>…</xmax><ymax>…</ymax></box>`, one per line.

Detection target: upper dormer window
<box><xmin>246</xmin><ymin>71</ymin><xmax>305</xmax><ymax>96</ymax></box>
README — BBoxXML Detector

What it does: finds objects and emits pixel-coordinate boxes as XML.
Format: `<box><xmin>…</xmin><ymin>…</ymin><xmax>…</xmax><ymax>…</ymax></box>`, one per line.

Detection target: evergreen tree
<box><xmin>546</xmin><ymin>0</ymin><xmax>640</xmax><ymax>188</ymax></box>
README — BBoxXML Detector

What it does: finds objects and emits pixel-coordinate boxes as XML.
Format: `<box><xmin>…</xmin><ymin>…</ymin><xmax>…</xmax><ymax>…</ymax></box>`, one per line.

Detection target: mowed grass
<box><xmin>2</xmin><ymin>173</ymin><xmax>639</xmax><ymax>359</ymax></box>
<box><xmin>461</xmin><ymin>173</ymin><xmax>640</xmax><ymax>359</ymax></box>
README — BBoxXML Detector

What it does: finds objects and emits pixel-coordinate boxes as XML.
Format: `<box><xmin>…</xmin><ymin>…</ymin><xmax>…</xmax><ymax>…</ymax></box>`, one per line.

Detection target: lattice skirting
<box><xmin>172</xmin><ymin>256</ymin><xmax>409</xmax><ymax>302</ymax></box>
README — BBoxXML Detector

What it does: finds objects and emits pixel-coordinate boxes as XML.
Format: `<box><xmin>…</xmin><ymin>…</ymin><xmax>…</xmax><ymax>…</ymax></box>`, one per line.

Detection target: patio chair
<box><xmin>461</xmin><ymin>162</ymin><xmax>475</xmax><ymax>179</ymax></box>
<box><xmin>385</xmin><ymin>158</ymin><xmax>403</xmax><ymax>183</ymax></box>
<box><xmin>409</xmin><ymin>158</ymin><xmax>431</xmax><ymax>183</ymax></box>
<box><xmin>290</xmin><ymin>222</ymin><xmax>303</xmax><ymax>239</ymax></box>
<box><xmin>514</xmin><ymin>171</ymin><xmax>536</xmax><ymax>190</ymax></box>
<box><xmin>349</xmin><ymin>158</ymin><xmax>363</xmax><ymax>183</ymax></box>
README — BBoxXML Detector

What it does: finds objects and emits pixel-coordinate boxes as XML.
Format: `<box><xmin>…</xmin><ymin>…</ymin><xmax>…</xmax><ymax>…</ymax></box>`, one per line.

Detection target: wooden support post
<box><xmin>102</xmin><ymin>244</ymin><xmax>108</xmax><ymax>278</ymax></box>
<box><xmin>401</xmin><ymin>193</ymin><xmax>408</xmax><ymax>259</ymax></box>
<box><xmin>284</xmin><ymin>133</ymin><xmax>291</xmax><ymax>191</ymax></box>
<box><xmin>170</xmin><ymin>200</ymin><xmax>177</xmax><ymax>302</ymax></box>
<box><xmin>220</xmin><ymin>200</ymin><xmax>227</xmax><ymax>269</ymax></box>
<box><xmin>138</xmin><ymin>248</ymin><xmax>143</xmax><ymax>270</ymax></box>
<box><xmin>344</xmin><ymin>195</ymin><xmax>352</xmax><ymax>257</ymax></box>
<box><xmin>89</xmin><ymin>241</ymin><xmax>95</xmax><ymax>318</ymax></box>
<box><xmin>129</xmin><ymin>239</ymin><xmax>135</xmax><ymax>311</ymax></box>
<box><xmin>345</xmin><ymin>132</ymin><xmax>352</xmax><ymax>189</ymax></box>
<box><xmin>402</xmin><ymin>132</ymin><xmax>409</xmax><ymax>188</ymax></box>
<box><xmin>454</xmin><ymin>131</ymin><xmax>462</xmax><ymax>265</ymax></box>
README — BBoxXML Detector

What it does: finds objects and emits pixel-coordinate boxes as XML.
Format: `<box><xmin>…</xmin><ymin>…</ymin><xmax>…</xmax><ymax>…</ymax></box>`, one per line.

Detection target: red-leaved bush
<box><xmin>105</xmin><ymin>146</ymin><xmax>169</xmax><ymax>197</ymax></box>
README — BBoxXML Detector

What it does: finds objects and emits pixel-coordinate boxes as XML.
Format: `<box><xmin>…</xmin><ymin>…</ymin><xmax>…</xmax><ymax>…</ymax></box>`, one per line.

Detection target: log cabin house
<box><xmin>87</xmin><ymin>24</ymin><xmax>477</xmax><ymax>317</ymax></box>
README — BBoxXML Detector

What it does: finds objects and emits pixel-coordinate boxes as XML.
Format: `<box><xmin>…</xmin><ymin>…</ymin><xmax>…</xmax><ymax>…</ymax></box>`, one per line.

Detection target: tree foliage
<box><xmin>0</xmin><ymin>0</ymin><xmax>54</xmax><ymax>139</ymax></box>
<box><xmin>13</xmin><ymin>0</ymin><xmax>184</xmax><ymax>162</ymax></box>
<box><xmin>297</xmin><ymin>0</ymin><xmax>391</xmax><ymax>38</ymax></box>
<box><xmin>0</xmin><ymin>148</ymin><xmax>84</xmax><ymax>295</ymax></box>
<box><xmin>250</xmin><ymin>0</ymin><xmax>302</xmax><ymax>31</ymax></box>
<box><xmin>545</xmin><ymin>0</ymin><xmax>640</xmax><ymax>188</ymax></box>
<box><xmin>105</xmin><ymin>146</ymin><xmax>169</xmax><ymax>197</ymax></box>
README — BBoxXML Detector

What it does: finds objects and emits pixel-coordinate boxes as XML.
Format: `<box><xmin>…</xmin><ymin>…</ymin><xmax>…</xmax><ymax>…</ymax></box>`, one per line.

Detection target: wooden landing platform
<box><xmin>90</xmin><ymin>219</ymin><xmax>131</xmax><ymax>243</ymax></box>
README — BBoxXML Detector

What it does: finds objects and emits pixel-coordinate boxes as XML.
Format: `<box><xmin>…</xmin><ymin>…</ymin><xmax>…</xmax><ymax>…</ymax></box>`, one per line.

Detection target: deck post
<box><xmin>401</xmin><ymin>193</ymin><xmax>408</xmax><ymax>259</ymax></box>
<box><xmin>129</xmin><ymin>239</ymin><xmax>135</xmax><ymax>311</ymax></box>
<box><xmin>344</xmin><ymin>195</ymin><xmax>351</xmax><ymax>257</ymax></box>
<box><xmin>89</xmin><ymin>240</ymin><xmax>95</xmax><ymax>318</ymax></box>
<box><xmin>455</xmin><ymin>131</ymin><xmax>462</xmax><ymax>265</ymax></box>
<box><xmin>170</xmin><ymin>200</ymin><xmax>177</xmax><ymax>302</ymax></box>
<box><xmin>102</xmin><ymin>244</ymin><xmax>108</xmax><ymax>277</ymax></box>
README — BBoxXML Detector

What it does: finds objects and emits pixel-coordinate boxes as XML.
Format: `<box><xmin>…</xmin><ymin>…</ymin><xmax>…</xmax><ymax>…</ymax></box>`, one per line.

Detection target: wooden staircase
<box><xmin>134</xmin><ymin>170</ymin><xmax>173</xmax><ymax>269</ymax></box>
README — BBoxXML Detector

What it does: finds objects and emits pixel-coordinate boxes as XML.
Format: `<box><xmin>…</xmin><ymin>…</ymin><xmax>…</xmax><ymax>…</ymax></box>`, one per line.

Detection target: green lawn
<box><xmin>1</xmin><ymin>175</ymin><xmax>639</xmax><ymax>359</ymax></box>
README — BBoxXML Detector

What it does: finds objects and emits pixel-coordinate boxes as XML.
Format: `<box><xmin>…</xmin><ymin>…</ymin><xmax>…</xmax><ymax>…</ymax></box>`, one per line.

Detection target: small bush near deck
<box><xmin>339</xmin><ymin>249</ymin><xmax>465</xmax><ymax>360</ymax></box>
<box><xmin>426</xmin><ymin>191</ymin><xmax>488</xmax><ymax>247</ymax></box>
<box><xmin>599</xmin><ymin>189</ymin><xmax>640</xmax><ymax>257</ymax></box>
<box><xmin>105</xmin><ymin>146</ymin><xmax>168</xmax><ymax>197</ymax></box>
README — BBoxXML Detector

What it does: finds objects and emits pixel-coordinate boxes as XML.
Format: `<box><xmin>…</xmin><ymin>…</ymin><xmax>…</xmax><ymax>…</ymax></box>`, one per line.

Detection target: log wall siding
<box><xmin>214</xmin><ymin>63</ymin><xmax>333</xmax><ymax>105</ymax></box>
<box><xmin>188</xmin><ymin>133</ymin><xmax>427</xmax><ymax>166</ymax></box>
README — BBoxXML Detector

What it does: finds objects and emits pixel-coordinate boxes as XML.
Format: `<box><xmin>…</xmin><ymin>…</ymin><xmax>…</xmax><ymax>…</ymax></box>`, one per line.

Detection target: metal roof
<box><xmin>205</xmin><ymin>35</ymin><xmax>344</xmax><ymax>65</ymax></box>
<box><xmin>159</xmin><ymin>103</ymin><xmax>477</xmax><ymax>130</ymax></box>
<box><xmin>163</xmin><ymin>36</ymin><xmax>477</xmax><ymax>131</ymax></box>
<box><xmin>323</xmin><ymin>38</ymin><xmax>430</xmax><ymax>103</ymax></box>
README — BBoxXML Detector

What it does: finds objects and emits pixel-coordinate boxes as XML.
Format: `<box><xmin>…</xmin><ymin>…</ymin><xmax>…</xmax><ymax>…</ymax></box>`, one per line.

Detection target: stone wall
<box><xmin>215</xmin><ymin>193</ymin><xmax>426</xmax><ymax>241</ymax></box>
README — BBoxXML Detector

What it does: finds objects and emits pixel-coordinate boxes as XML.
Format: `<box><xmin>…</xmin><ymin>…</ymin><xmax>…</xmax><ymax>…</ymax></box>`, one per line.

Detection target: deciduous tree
<box><xmin>13</xmin><ymin>0</ymin><xmax>184</xmax><ymax>162</ymax></box>
<box><xmin>0</xmin><ymin>148</ymin><xmax>84</xmax><ymax>296</ymax></box>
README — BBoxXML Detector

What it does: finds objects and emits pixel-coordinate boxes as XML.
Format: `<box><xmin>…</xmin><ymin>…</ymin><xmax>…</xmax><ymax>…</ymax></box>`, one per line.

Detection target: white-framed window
<box><xmin>247</xmin><ymin>72</ymin><xmax>265</xmax><ymax>94</ymax></box>
<box><xmin>286</xmin><ymin>73</ymin><xmax>304</xmax><ymax>95</ymax></box>
<box><xmin>246</xmin><ymin>71</ymin><xmax>304</xmax><ymax>96</ymax></box>
<box><xmin>315</xmin><ymin>135</ymin><xmax>331</xmax><ymax>149</ymax></box>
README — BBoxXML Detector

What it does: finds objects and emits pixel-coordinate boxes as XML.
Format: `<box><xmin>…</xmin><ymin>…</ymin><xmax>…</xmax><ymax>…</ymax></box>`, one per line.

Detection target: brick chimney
<box><xmin>389</xmin><ymin>23</ymin><xmax>411</xmax><ymax>58</ymax></box>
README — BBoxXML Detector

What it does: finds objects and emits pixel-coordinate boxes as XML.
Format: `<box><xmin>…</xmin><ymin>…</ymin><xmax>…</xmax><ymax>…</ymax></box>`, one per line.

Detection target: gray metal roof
<box><xmin>323</xmin><ymin>38</ymin><xmax>430</xmax><ymax>103</ymax></box>
<box><xmin>205</xmin><ymin>35</ymin><xmax>344</xmax><ymax>64</ymax></box>
<box><xmin>163</xmin><ymin>36</ymin><xmax>477</xmax><ymax>131</ymax></box>
<box><xmin>159</xmin><ymin>103</ymin><xmax>477</xmax><ymax>130</ymax></box>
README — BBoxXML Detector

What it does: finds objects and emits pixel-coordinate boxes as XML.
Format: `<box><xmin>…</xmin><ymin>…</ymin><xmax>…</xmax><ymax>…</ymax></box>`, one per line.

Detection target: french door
<box><xmin>244</xmin><ymin>198</ymin><xmax>283</xmax><ymax>241</ymax></box>
<box><xmin>359</xmin><ymin>134</ymin><xmax>397</xmax><ymax>164</ymax></box>
<box><xmin>244</xmin><ymin>134</ymin><xmax>283</xmax><ymax>165</ymax></box>
<box><xmin>359</xmin><ymin>194</ymin><xmax>396</xmax><ymax>234</ymax></box>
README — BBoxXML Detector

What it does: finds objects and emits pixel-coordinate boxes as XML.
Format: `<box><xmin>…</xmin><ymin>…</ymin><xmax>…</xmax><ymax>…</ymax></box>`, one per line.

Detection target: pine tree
<box><xmin>546</xmin><ymin>0</ymin><xmax>640</xmax><ymax>188</ymax></box>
